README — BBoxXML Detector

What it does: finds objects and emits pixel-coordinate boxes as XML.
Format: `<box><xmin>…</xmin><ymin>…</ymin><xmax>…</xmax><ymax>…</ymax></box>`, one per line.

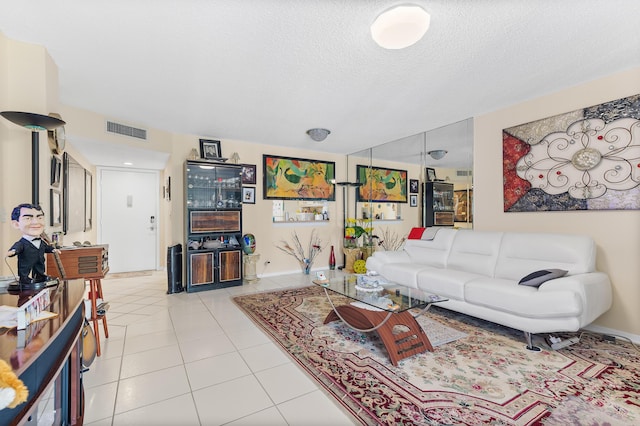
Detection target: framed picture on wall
<box><xmin>50</xmin><ymin>155</ymin><xmax>62</xmax><ymax>187</ymax></box>
<box><xmin>199</xmin><ymin>139</ymin><xmax>222</xmax><ymax>160</ymax></box>
<box><xmin>85</xmin><ymin>170</ymin><xmax>92</xmax><ymax>231</ymax></box>
<box><xmin>241</xmin><ymin>164</ymin><xmax>256</xmax><ymax>185</ymax></box>
<box><xmin>50</xmin><ymin>189</ymin><xmax>62</xmax><ymax>227</ymax></box>
<box><xmin>263</xmin><ymin>154</ymin><xmax>336</xmax><ymax>200</ymax></box>
<box><xmin>242</xmin><ymin>187</ymin><xmax>256</xmax><ymax>204</ymax></box>
<box><xmin>454</xmin><ymin>189</ymin><xmax>473</xmax><ymax>223</ymax></box>
<box><xmin>409</xmin><ymin>179</ymin><xmax>419</xmax><ymax>194</ymax></box>
<box><xmin>410</xmin><ymin>194</ymin><xmax>418</xmax><ymax>207</ymax></box>
<box><xmin>63</xmin><ymin>152</ymin><xmax>86</xmax><ymax>234</ymax></box>
<box><xmin>426</xmin><ymin>167</ymin><xmax>437</xmax><ymax>182</ymax></box>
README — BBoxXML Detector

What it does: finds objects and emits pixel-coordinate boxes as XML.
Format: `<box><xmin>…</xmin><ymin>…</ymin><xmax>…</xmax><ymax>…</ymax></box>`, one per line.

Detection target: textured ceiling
<box><xmin>1</xmin><ymin>1</ymin><xmax>639</xmax><ymax>169</ymax></box>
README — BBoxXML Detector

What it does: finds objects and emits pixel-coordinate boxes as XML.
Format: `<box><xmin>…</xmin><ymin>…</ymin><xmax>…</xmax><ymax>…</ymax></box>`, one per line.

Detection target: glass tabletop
<box><xmin>312</xmin><ymin>273</ymin><xmax>447</xmax><ymax>314</ymax></box>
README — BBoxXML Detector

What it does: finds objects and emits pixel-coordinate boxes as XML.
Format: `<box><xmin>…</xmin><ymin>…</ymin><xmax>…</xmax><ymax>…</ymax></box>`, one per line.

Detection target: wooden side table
<box><xmin>87</xmin><ymin>278</ymin><xmax>109</xmax><ymax>356</ymax></box>
<box><xmin>47</xmin><ymin>245</ymin><xmax>110</xmax><ymax>356</ymax></box>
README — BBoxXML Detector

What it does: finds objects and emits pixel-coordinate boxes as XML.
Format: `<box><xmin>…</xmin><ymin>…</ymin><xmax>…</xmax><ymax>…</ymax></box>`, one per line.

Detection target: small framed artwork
<box><xmin>426</xmin><ymin>167</ymin><xmax>437</xmax><ymax>182</ymax></box>
<box><xmin>241</xmin><ymin>164</ymin><xmax>256</xmax><ymax>185</ymax></box>
<box><xmin>410</xmin><ymin>194</ymin><xmax>418</xmax><ymax>207</ymax></box>
<box><xmin>409</xmin><ymin>179</ymin><xmax>419</xmax><ymax>194</ymax></box>
<box><xmin>50</xmin><ymin>189</ymin><xmax>62</xmax><ymax>226</ymax></box>
<box><xmin>199</xmin><ymin>139</ymin><xmax>222</xmax><ymax>160</ymax></box>
<box><xmin>242</xmin><ymin>186</ymin><xmax>256</xmax><ymax>204</ymax></box>
<box><xmin>50</xmin><ymin>155</ymin><xmax>62</xmax><ymax>187</ymax></box>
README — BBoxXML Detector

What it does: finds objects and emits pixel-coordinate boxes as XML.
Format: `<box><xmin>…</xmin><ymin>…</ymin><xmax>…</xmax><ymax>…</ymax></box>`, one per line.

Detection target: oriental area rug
<box><xmin>233</xmin><ymin>286</ymin><xmax>640</xmax><ymax>425</ymax></box>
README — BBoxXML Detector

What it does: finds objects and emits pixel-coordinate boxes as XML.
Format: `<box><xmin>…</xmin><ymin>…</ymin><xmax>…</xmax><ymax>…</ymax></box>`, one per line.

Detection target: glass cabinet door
<box><xmin>186</xmin><ymin>162</ymin><xmax>241</xmax><ymax>209</ymax></box>
<box><xmin>423</xmin><ymin>182</ymin><xmax>455</xmax><ymax>226</ymax></box>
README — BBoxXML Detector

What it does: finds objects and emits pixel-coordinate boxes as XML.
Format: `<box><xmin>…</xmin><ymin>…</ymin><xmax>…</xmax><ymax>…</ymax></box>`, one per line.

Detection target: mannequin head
<box><xmin>11</xmin><ymin>203</ymin><xmax>45</xmax><ymax>238</ymax></box>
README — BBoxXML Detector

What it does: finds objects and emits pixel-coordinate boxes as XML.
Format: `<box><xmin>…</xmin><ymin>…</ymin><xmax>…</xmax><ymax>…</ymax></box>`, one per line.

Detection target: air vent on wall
<box><xmin>106</xmin><ymin>121</ymin><xmax>147</xmax><ymax>140</ymax></box>
<box><xmin>457</xmin><ymin>170</ymin><xmax>472</xmax><ymax>177</ymax></box>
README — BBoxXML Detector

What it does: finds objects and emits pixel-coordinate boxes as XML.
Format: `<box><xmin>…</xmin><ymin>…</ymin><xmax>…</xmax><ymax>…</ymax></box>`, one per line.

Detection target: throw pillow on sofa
<box><xmin>518</xmin><ymin>269</ymin><xmax>568</xmax><ymax>287</ymax></box>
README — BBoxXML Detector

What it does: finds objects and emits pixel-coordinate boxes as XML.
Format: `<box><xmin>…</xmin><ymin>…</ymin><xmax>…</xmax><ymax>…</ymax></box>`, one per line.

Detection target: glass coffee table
<box><xmin>313</xmin><ymin>273</ymin><xmax>448</xmax><ymax>366</ymax></box>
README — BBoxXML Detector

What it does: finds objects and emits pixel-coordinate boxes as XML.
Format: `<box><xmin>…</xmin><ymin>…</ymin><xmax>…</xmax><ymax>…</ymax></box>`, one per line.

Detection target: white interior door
<box><xmin>98</xmin><ymin>168</ymin><xmax>159</xmax><ymax>273</ymax></box>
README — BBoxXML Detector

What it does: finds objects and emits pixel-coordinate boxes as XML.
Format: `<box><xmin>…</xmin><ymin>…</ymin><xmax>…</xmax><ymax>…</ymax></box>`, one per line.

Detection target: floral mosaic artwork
<box><xmin>234</xmin><ymin>286</ymin><xmax>640</xmax><ymax>425</ymax></box>
<box><xmin>503</xmin><ymin>94</ymin><xmax>640</xmax><ymax>211</ymax></box>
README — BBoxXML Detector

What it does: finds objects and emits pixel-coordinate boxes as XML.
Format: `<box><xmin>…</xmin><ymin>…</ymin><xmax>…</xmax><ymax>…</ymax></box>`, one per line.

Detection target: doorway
<box><xmin>97</xmin><ymin>167</ymin><xmax>159</xmax><ymax>273</ymax></box>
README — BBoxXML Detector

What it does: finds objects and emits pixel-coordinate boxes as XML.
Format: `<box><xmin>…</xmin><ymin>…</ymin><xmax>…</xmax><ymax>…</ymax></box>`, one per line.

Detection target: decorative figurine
<box><xmin>6</xmin><ymin>203</ymin><xmax>59</xmax><ymax>287</ymax></box>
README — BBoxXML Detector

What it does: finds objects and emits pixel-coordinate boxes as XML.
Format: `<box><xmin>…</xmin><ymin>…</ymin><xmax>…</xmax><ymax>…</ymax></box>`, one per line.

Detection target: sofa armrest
<box><xmin>370</xmin><ymin>250</ymin><xmax>411</xmax><ymax>263</ymax></box>
<box><xmin>365</xmin><ymin>250</ymin><xmax>411</xmax><ymax>275</ymax></box>
<box><xmin>538</xmin><ymin>272</ymin><xmax>612</xmax><ymax>325</ymax></box>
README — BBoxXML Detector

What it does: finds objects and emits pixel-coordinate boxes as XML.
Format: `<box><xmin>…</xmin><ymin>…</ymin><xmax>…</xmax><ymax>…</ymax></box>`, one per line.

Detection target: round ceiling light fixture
<box><xmin>371</xmin><ymin>4</ymin><xmax>431</xmax><ymax>49</ymax></box>
<box><xmin>306</xmin><ymin>128</ymin><xmax>331</xmax><ymax>142</ymax></box>
<box><xmin>427</xmin><ymin>149</ymin><xmax>448</xmax><ymax>160</ymax></box>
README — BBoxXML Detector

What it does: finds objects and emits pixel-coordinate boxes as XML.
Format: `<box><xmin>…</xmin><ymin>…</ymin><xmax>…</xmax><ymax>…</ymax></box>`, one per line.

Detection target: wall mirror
<box><xmin>347</xmin><ymin>118</ymin><xmax>474</xmax><ymax>231</ymax></box>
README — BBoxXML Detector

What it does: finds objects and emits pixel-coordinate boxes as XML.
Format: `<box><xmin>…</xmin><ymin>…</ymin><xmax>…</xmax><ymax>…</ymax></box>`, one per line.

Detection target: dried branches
<box><xmin>377</xmin><ymin>227</ymin><xmax>406</xmax><ymax>251</ymax></box>
<box><xmin>276</xmin><ymin>229</ymin><xmax>325</xmax><ymax>265</ymax></box>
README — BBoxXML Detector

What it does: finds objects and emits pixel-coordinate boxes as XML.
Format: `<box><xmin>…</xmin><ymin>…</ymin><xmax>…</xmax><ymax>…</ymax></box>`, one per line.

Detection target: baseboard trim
<box><xmin>582</xmin><ymin>324</ymin><xmax>640</xmax><ymax>344</ymax></box>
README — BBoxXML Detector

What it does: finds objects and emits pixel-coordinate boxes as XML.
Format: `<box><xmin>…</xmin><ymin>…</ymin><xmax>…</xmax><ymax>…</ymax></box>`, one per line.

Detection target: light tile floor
<box><xmin>83</xmin><ymin>271</ymin><xmax>356</xmax><ymax>425</ymax></box>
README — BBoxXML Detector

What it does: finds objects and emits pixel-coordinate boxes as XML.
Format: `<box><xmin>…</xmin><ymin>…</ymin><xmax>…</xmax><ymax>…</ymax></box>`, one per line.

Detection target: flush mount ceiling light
<box><xmin>371</xmin><ymin>4</ymin><xmax>431</xmax><ymax>49</ymax></box>
<box><xmin>307</xmin><ymin>128</ymin><xmax>331</xmax><ymax>142</ymax></box>
<box><xmin>427</xmin><ymin>149</ymin><xmax>448</xmax><ymax>160</ymax></box>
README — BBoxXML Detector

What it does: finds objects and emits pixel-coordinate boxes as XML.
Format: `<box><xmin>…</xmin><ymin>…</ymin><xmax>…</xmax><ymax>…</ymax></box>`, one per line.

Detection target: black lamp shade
<box><xmin>1</xmin><ymin>111</ymin><xmax>66</xmax><ymax>205</ymax></box>
<box><xmin>0</xmin><ymin>111</ymin><xmax>65</xmax><ymax>130</ymax></box>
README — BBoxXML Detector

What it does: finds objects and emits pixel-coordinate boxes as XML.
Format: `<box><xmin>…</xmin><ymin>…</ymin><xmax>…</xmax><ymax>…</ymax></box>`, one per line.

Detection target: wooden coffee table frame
<box><xmin>321</xmin><ymin>287</ymin><xmax>435</xmax><ymax>366</ymax></box>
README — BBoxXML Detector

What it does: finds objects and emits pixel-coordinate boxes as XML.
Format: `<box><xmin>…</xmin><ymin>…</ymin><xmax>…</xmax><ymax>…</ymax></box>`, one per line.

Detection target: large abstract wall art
<box><xmin>503</xmin><ymin>94</ymin><xmax>640</xmax><ymax>212</ymax></box>
<box><xmin>263</xmin><ymin>154</ymin><xmax>335</xmax><ymax>201</ymax></box>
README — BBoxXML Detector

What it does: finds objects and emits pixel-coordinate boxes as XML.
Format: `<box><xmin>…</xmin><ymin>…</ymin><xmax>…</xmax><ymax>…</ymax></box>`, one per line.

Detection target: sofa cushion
<box><xmin>446</xmin><ymin>230</ymin><xmax>504</xmax><ymax>277</ymax></box>
<box><xmin>404</xmin><ymin>228</ymin><xmax>457</xmax><ymax>268</ymax></box>
<box><xmin>365</xmin><ymin>250</ymin><xmax>411</xmax><ymax>276</ymax></box>
<box><xmin>494</xmin><ymin>232</ymin><xmax>596</xmax><ymax>280</ymax></box>
<box><xmin>407</xmin><ymin>227</ymin><xmax>426</xmax><ymax>239</ymax></box>
<box><xmin>381</xmin><ymin>263</ymin><xmax>433</xmax><ymax>289</ymax></box>
<box><xmin>518</xmin><ymin>269</ymin><xmax>568</xmax><ymax>287</ymax></box>
<box><xmin>465</xmin><ymin>277</ymin><xmax>582</xmax><ymax>318</ymax></box>
<box><xmin>416</xmin><ymin>268</ymin><xmax>484</xmax><ymax>300</ymax></box>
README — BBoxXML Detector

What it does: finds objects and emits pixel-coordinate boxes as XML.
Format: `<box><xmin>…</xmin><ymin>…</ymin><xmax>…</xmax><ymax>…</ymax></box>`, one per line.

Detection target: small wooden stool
<box><xmin>87</xmin><ymin>278</ymin><xmax>109</xmax><ymax>356</ymax></box>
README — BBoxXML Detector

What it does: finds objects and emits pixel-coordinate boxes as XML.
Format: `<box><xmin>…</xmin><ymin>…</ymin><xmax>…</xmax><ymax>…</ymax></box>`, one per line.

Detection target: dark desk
<box><xmin>0</xmin><ymin>279</ymin><xmax>85</xmax><ymax>425</ymax></box>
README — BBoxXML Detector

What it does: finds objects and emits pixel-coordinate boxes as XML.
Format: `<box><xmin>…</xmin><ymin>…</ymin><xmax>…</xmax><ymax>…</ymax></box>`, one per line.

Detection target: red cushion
<box><xmin>408</xmin><ymin>227</ymin><xmax>426</xmax><ymax>239</ymax></box>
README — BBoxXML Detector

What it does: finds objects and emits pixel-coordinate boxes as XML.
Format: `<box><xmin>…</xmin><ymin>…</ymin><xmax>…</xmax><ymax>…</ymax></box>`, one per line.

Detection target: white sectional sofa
<box><xmin>365</xmin><ymin>228</ymin><xmax>613</xmax><ymax>349</ymax></box>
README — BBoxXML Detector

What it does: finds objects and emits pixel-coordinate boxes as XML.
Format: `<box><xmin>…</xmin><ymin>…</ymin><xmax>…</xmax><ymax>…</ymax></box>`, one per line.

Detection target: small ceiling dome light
<box><xmin>307</xmin><ymin>128</ymin><xmax>331</xmax><ymax>142</ymax></box>
<box><xmin>371</xmin><ymin>4</ymin><xmax>431</xmax><ymax>49</ymax></box>
<box><xmin>427</xmin><ymin>149</ymin><xmax>448</xmax><ymax>160</ymax></box>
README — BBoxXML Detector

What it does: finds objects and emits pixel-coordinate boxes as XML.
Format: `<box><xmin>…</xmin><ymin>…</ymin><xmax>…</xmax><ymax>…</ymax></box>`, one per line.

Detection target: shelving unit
<box><xmin>184</xmin><ymin>160</ymin><xmax>243</xmax><ymax>292</ymax></box>
<box><xmin>422</xmin><ymin>181</ymin><xmax>455</xmax><ymax>227</ymax></box>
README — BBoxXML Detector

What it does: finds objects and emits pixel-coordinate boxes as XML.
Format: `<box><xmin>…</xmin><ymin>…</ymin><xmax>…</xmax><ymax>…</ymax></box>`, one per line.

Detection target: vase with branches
<box><xmin>377</xmin><ymin>227</ymin><xmax>406</xmax><ymax>251</ymax></box>
<box><xmin>276</xmin><ymin>229</ymin><xmax>325</xmax><ymax>274</ymax></box>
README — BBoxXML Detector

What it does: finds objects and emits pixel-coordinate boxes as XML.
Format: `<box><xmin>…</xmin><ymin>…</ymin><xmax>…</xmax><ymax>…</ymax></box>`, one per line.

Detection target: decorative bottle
<box><xmin>329</xmin><ymin>245</ymin><xmax>336</xmax><ymax>270</ymax></box>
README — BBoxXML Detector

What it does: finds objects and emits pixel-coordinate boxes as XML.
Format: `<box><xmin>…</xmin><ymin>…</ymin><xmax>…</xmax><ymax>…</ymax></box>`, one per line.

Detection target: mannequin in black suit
<box><xmin>6</xmin><ymin>203</ymin><xmax>58</xmax><ymax>284</ymax></box>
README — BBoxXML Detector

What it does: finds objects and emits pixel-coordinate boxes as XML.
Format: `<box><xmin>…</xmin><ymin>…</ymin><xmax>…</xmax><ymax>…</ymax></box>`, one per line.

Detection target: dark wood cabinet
<box><xmin>184</xmin><ymin>160</ymin><xmax>243</xmax><ymax>292</ymax></box>
<box><xmin>422</xmin><ymin>181</ymin><xmax>455</xmax><ymax>227</ymax></box>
